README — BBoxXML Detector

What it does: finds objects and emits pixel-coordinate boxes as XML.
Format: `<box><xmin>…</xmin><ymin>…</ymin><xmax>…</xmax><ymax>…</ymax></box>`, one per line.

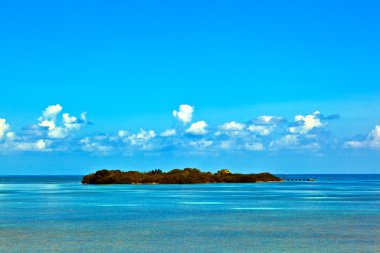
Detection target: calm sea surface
<box><xmin>0</xmin><ymin>174</ymin><xmax>379</xmax><ymax>253</ymax></box>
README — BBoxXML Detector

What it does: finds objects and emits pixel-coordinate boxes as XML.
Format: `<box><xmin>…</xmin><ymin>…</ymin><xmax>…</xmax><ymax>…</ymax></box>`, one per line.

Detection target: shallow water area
<box><xmin>0</xmin><ymin>174</ymin><xmax>379</xmax><ymax>252</ymax></box>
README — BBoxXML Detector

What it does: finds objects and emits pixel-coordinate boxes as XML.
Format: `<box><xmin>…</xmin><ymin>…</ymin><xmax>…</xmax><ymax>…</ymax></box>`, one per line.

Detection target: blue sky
<box><xmin>1</xmin><ymin>1</ymin><xmax>380</xmax><ymax>174</ymax></box>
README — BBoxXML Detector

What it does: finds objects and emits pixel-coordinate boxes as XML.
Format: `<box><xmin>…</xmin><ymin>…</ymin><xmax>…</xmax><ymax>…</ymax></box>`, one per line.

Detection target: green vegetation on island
<box><xmin>82</xmin><ymin>168</ymin><xmax>282</xmax><ymax>184</ymax></box>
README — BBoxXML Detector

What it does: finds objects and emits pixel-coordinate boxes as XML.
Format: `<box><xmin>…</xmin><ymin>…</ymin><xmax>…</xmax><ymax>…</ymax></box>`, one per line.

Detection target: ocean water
<box><xmin>0</xmin><ymin>174</ymin><xmax>379</xmax><ymax>253</ymax></box>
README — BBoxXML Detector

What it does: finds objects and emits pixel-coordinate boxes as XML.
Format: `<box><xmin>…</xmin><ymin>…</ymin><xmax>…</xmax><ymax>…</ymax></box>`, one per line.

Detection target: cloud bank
<box><xmin>1</xmin><ymin>103</ymin><xmax>375</xmax><ymax>156</ymax></box>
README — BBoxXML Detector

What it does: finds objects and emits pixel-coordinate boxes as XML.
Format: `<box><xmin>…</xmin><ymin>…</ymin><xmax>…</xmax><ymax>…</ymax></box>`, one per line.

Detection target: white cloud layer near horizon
<box><xmin>0</xmin><ymin>103</ymin><xmax>378</xmax><ymax>155</ymax></box>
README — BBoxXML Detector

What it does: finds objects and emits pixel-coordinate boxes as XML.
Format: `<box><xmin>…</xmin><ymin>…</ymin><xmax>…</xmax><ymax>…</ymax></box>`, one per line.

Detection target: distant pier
<box><xmin>283</xmin><ymin>178</ymin><xmax>315</xmax><ymax>182</ymax></box>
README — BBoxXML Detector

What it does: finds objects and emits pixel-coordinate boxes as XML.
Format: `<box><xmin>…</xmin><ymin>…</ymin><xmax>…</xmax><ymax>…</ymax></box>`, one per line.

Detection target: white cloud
<box><xmin>247</xmin><ymin>125</ymin><xmax>273</xmax><ymax>136</ymax></box>
<box><xmin>372</xmin><ymin>125</ymin><xmax>380</xmax><ymax>140</ymax></box>
<box><xmin>189</xmin><ymin>139</ymin><xmax>213</xmax><ymax>149</ymax></box>
<box><xmin>36</xmin><ymin>104</ymin><xmax>87</xmax><ymax>139</ymax></box>
<box><xmin>303</xmin><ymin>143</ymin><xmax>321</xmax><ymax>150</ymax></box>
<box><xmin>0</xmin><ymin>105</ymin><xmax>342</xmax><ymax>155</ymax></box>
<box><xmin>35</xmin><ymin>140</ymin><xmax>48</xmax><ymax>150</ymax></box>
<box><xmin>173</xmin><ymin>104</ymin><xmax>194</xmax><ymax>124</ymax></box>
<box><xmin>244</xmin><ymin>142</ymin><xmax>264</xmax><ymax>151</ymax></box>
<box><xmin>345</xmin><ymin>125</ymin><xmax>380</xmax><ymax>149</ymax></box>
<box><xmin>39</xmin><ymin>120</ymin><xmax>56</xmax><ymax>130</ymax></box>
<box><xmin>14</xmin><ymin>139</ymin><xmax>50</xmax><ymax>151</ymax></box>
<box><xmin>80</xmin><ymin>112</ymin><xmax>87</xmax><ymax>121</ymax></box>
<box><xmin>5</xmin><ymin>132</ymin><xmax>15</xmax><ymax>141</ymax></box>
<box><xmin>128</xmin><ymin>129</ymin><xmax>156</xmax><ymax>144</ymax></box>
<box><xmin>219</xmin><ymin>140</ymin><xmax>234</xmax><ymax>150</ymax></box>
<box><xmin>344</xmin><ymin>141</ymin><xmax>365</xmax><ymax>148</ymax></box>
<box><xmin>118</xmin><ymin>130</ymin><xmax>129</xmax><ymax>138</ymax></box>
<box><xmin>288</xmin><ymin>111</ymin><xmax>323</xmax><ymax>134</ymax></box>
<box><xmin>160</xmin><ymin>129</ymin><xmax>176</xmax><ymax>137</ymax></box>
<box><xmin>220</xmin><ymin>121</ymin><xmax>245</xmax><ymax>131</ymax></box>
<box><xmin>47</xmin><ymin>127</ymin><xmax>68</xmax><ymax>139</ymax></box>
<box><xmin>186</xmin><ymin>121</ymin><xmax>208</xmax><ymax>135</ymax></box>
<box><xmin>38</xmin><ymin>105</ymin><xmax>62</xmax><ymax>133</ymax></box>
<box><xmin>63</xmin><ymin>113</ymin><xmax>80</xmax><ymax>130</ymax></box>
<box><xmin>80</xmin><ymin>137</ymin><xmax>113</xmax><ymax>153</ymax></box>
<box><xmin>0</xmin><ymin>119</ymin><xmax>10</xmax><ymax>139</ymax></box>
<box><xmin>270</xmin><ymin>135</ymin><xmax>299</xmax><ymax>149</ymax></box>
<box><xmin>269</xmin><ymin>134</ymin><xmax>321</xmax><ymax>151</ymax></box>
<box><xmin>255</xmin><ymin>115</ymin><xmax>285</xmax><ymax>125</ymax></box>
<box><xmin>125</xmin><ymin>129</ymin><xmax>156</xmax><ymax>150</ymax></box>
<box><xmin>216</xmin><ymin>121</ymin><xmax>247</xmax><ymax>137</ymax></box>
<box><xmin>40</xmin><ymin>104</ymin><xmax>62</xmax><ymax>120</ymax></box>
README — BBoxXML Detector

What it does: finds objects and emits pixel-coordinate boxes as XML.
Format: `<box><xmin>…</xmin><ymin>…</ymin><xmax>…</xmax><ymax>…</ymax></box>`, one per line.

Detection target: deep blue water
<box><xmin>0</xmin><ymin>174</ymin><xmax>379</xmax><ymax>252</ymax></box>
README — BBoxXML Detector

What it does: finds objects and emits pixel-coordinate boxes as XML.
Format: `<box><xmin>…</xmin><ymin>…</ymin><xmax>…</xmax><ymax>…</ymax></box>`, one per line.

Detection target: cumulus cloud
<box><xmin>244</xmin><ymin>142</ymin><xmax>264</xmax><ymax>151</ymax></box>
<box><xmin>269</xmin><ymin>133</ymin><xmax>322</xmax><ymax>151</ymax></box>
<box><xmin>40</xmin><ymin>104</ymin><xmax>62</xmax><ymax>120</ymax></box>
<box><xmin>37</xmin><ymin>104</ymin><xmax>88</xmax><ymax>139</ymax></box>
<box><xmin>118</xmin><ymin>130</ymin><xmax>129</xmax><ymax>138</ymax></box>
<box><xmin>370</xmin><ymin>126</ymin><xmax>380</xmax><ymax>139</ymax></box>
<box><xmin>80</xmin><ymin>137</ymin><xmax>113</xmax><ymax>153</ymax></box>
<box><xmin>0</xmin><ymin>104</ymin><xmax>91</xmax><ymax>153</ymax></box>
<box><xmin>80</xmin><ymin>130</ymin><xmax>160</xmax><ymax>155</ymax></box>
<box><xmin>13</xmin><ymin>139</ymin><xmax>51</xmax><ymax>152</ymax></box>
<box><xmin>254</xmin><ymin>115</ymin><xmax>285</xmax><ymax>125</ymax></box>
<box><xmin>245</xmin><ymin>115</ymin><xmax>285</xmax><ymax>137</ymax></box>
<box><xmin>344</xmin><ymin>141</ymin><xmax>364</xmax><ymax>148</ymax></box>
<box><xmin>128</xmin><ymin>129</ymin><xmax>156</xmax><ymax>144</ymax></box>
<box><xmin>220</xmin><ymin>121</ymin><xmax>245</xmax><ymax>131</ymax></box>
<box><xmin>0</xmin><ymin>119</ymin><xmax>10</xmax><ymax>139</ymax></box>
<box><xmin>284</xmin><ymin>111</ymin><xmax>340</xmax><ymax>143</ymax></box>
<box><xmin>216</xmin><ymin>121</ymin><xmax>247</xmax><ymax>137</ymax></box>
<box><xmin>5</xmin><ymin>132</ymin><xmax>15</xmax><ymax>141</ymax></box>
<box><xmin>189</xmin><ymin>139</ymin><xmax>213</xmax><ymax>149</ymax></box>
<box><xmin>160</xmin><ymin>129</ymin><xmax>176</xmax><ymax>137</ymax></box>
<box><xmin>270</xmin><ymin>135</ymin><xmax>299</xmax><ymax>149</ymax></box>
<box><xmin>345</xmin><ymin>125</ymin><xmax>380</xmax><ymax>149</ymax></box>
<box><xmin>63</xmin><ymin>113</ymin><xmax>82</xmax><ymax>130</ymax></box>
<box><xmin>35</xmin><ymin>140</ymin><xmax>48</xmax><ymax>150</ymax></box>
<box><xmin>173</xmin><ymin>104</ymin><xmax>194</xmax><ymax>124</ymax></box>
<box><xmin>38</xmin><ymin>105</ymin><xmax>62</xmax><ymax>130</ymax></box>
<box><xmin>288</xmin><ymin>111</ymin><xmax>323</xmax><ymax>134</ymax></box>
<box><xmin>186</xmin><ymin>121</ymin><xmax>208</xmax><ymax>135</ymax></box>
<box><xmin>260</xmin><ymin>111</ymin><xmax>340</xmax><ymax>151</ymax></box>
<box><xmin>39</xmin><ymin>119</ymin><xmax>56</xmax><ymax>130</ymax></box>
<box><xmin>219</xmin><ymin>140</ymin><xmax>234</xmax><ymax>150</ymax></box>
<box><xmin>119</xmin><ymin>129</ymin><xmax>157</xmax><ymax>150</ymax></box>
<box><xmin>47</xmin><ymin>127</ymin><xmax>68</xmax><ymax>139</ymax></box>
<box><xmin>247</xmin><ymin>125</ymin><xmax>274</xmax><ymax>136</ymax></box>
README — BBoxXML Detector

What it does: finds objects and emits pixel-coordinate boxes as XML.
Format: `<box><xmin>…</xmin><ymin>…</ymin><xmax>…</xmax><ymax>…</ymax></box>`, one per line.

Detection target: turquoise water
<box><xmin>0</xmin><ymin>175</ymin><xmax>379</xmax><ymax>252</ymax></box>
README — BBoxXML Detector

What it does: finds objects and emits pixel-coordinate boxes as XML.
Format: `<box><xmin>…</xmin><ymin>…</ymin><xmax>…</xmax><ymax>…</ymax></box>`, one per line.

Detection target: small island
<box><xmin>82</xmin><ymin>168</ymin><xmax>282</xmax><ymax>184</ymax></box>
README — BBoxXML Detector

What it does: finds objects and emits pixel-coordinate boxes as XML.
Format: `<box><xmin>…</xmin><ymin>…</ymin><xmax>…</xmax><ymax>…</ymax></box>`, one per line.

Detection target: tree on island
<box><xmin>217</xmin><ymin>169</ymin><xmax>231</xmax><ymax>174</ymax></box>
